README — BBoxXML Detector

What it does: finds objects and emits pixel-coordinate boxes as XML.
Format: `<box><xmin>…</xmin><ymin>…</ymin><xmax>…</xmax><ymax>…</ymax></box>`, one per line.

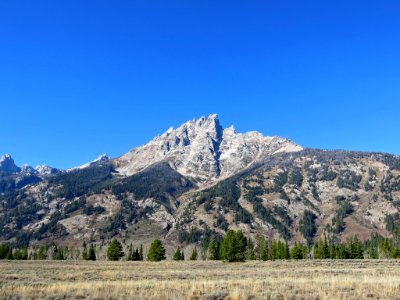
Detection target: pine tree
<box><xmin>107</xmin><ymin>239</ymin><xmax>125</xmax><ymax>261</ymax></box>
<box><xmin>173</xmin><ymin>247</ymin><xmax>183</xmax><ymax>261</ymax></box>
<box><xmin>6</xmin><ymin>247</ymin><xmax>13</xmax><ymax>260</ymax></box>
<box><xmin>32</xmin><ymin>249</ymin><xmax>38</xmax><ymax>260</ymax></box>
<box><xmin>349</xmin><ymin>236</ymin><xmax>363</xmax><ymax>259</ymax></box>
<box><xmin>284</xmin><ymin>241</ymin><xmax>290</xmax><ymax>259</ymax></box>
<box><xmin>235</xmin><ymin>230</ymin><xmax>247</xmax><ymax>262</ymax></box>
<box><xmin>247</xmin><ymin>239</ymin><xmax>256</xmax><ymax>260</ymax></box>
<box><xmin>147</xmin><ymin>240</ymin><xmax>166</xmax><ymax>262</ymax></box>
<box><xmin>258</xmin><ymin>235</ymin><xmax>268</xmax><ymax>261</ymax></box>
<box><xmin>220</xmin><ymin>230</ymin><xmax>247</xmax><ymax>262</ymax></box>
<box><xmin>133</xmin><ymin>248</ymin><xmax>140</xmax><ymax>261</ymax></box>
<box><xmin>314</xmin><ymin>237</ymin><xmax>329</xmax><ymax>259</ymax></box>
<box><xmin>88</xmin><ymin>244</ymin><xmax>96</xmax><ymax>261</ymax></box>
<box><xmin>190</xmin><ymin>247</ymin><xmax>198</xmax><ymax>261</ymax></box>
<box><xmin>13</xmin><ymin>249</ymin><xmax>21</xmax><ymax>260</ymax></box>
<box><xmin>329</xmin><ymin>243</ymin><xmax>337</xmax><ymax>259</ymax></box>
<box><xmin>290</xmin><ymin>242</ymin><xmax>307</xmax><ymax>259</ymax></box>
<box><xmin>127</xmin><ymin>243</ymin><xmax>133</xmax><ymax>261</ymax></box>
<box><xmin>208</xmin><ymin>235</ymin><xmax>219</xmax><ymax>260</ymax></box>
<box><xmin>0</xmin><ymin>244</ymin><xmax>11</xmax><ymax>259</ymax></box>
<box><xmin>139</xmin><ymin>244</ymin><xmax>144</xmax><ymax>261</ymax></box>
<box><xmin>269</xmin><ymin>240</ymin><xmax>278</xmax><ymax>260</ymax></box>
<box><xmin>82</xmin><ymin>242</ymin><xmax>88</xmax><ymax>260</ymax></box>
<box><xmin>220</xmin><ymin>230</ymin><xmax>236</xmax><ymax>262</ymax></box>
<box><xmin>322</xmin><ymin>235</ymin><xmax>330</xmax><ymax>259</ymax></box>
<box><xmin>54</xmin><ymin>247</ymin><xmax>65</xmax><ymax>260</ymax></box>
<box><xmin>37</xmin><ymin>246</ymin><xmax>47</xmax><ymax>260</ymax></box>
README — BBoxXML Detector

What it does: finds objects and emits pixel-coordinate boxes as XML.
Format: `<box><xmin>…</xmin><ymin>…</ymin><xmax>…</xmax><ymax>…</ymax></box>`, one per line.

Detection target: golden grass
<box><xmin>1</xmin><ymin>260</ymin><xmax>400</xmax><ymax>299</ymax></box>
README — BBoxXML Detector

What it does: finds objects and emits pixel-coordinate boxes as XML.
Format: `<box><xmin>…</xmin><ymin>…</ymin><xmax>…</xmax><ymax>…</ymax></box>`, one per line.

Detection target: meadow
<box><xmin>1</xmin><ymin>260</ymin><xmax>400</xmax><ymax>299</ymax></box>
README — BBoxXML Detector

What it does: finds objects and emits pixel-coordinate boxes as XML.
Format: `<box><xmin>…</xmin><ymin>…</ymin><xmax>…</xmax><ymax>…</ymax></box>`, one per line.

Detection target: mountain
<box><xmin>114</xmin><ymin>114</ymin><xmax>302</xmax><ymax>183</ymax></box>
<box><xmin>0</xmin><ymin>154</ymin><xmax>60</xmax><ymax>195</ymax></box>
<box><xmin>1</xmin><ymin>114</ymin><xmax>400</xmax><ymax>252</ymax></box>
<box><xmin>0</xmin><ymin>154</ymin><xmax>20</xmax><ymax>174</ymax></box>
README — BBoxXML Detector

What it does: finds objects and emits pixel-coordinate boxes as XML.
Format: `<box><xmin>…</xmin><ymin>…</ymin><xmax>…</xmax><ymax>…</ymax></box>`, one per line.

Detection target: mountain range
<box><xmin>1</xmin><ymin>114</ymin><xmax>400</xmax><ymax>251</ymax></box>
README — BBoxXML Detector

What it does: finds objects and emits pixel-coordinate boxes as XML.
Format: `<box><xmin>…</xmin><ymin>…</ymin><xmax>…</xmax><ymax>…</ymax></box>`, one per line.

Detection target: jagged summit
<box><xmin>114</xmin><ymin>114</ymin><xmax>302</xmax><ymax>182</ymax></box>
<box><xmin>0</xmin><ymin>154</ymin><xmax>20</xmax><ymax>174</ymax></box>
<box><xmin>94</xmin><ymin>154</ymin><xmax>110</xmax><ymax>162</ymax></box>
<box><xmin>0</xmin><ymin>154</ymin><xmax>60</xmax><ymax>178</ymax></box>
<box><xmin>35</xmin><ymin>165</ymin><xmax>60</xmax><ymax>176</ymax></box>
<box><xmin>1</xmin><ymin>154</ymin><xmax>12</xmax><ymax>161</ymax></box>
<box><xmin>68</xmin><ymin>154</ymin><xmax>111</xmax><ymax>172</ymax></box>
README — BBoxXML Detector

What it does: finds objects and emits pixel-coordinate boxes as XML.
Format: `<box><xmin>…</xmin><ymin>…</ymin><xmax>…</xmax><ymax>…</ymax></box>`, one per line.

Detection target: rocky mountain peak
<box><xmin>0</xmin><ymin>154</ymin><xmax>20</xmax><ymax>174</ymax></box>
<box><xmin>1</xmin><ymin>154</ymin><xmax>12</xmax><ymax>162</ymax></box>
<box><xmin>94</xmin><ymin>154</ymin><xmax>110</xmax><ymax>163</ymax></box>
<box><xmin>114</xmin><ymin>115</ymin><xmax>303</xmax><ymax>183</ymax></box>
<box><xmin>67</xmin><ymin>154</ymin><xmax>111</xmax><ymax>172</ymax></box>
<box><xmin>20</xmin><ymin>164</ymin><xmax>36</xmax><ymax>175</ymax></box>
<box><xmin>35</xmin><ymin>165</ymin><xmax>61</xmax><ymax>176</ymax></box>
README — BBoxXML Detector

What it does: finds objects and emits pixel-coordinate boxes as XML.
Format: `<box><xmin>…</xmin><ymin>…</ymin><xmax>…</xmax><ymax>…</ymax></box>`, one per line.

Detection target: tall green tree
<box><xmin>290</xmin><ymin>242</ymin><xmax>308</xmax><ymax>259</ymax></box>
<box><xmin>139</xmin><ymin>244</ymin><xmax>144</xmax><ymax>261</ymax></box>
<box><xmin>220</xmin><ymin>230</ymin><xmax>247</xmax><ymax>262</ymax></box>
<box><xmin>190</xmin><ymin>247</ymin><xmax>198</xmax><ymax>261</ymax></box>
<box><xmin>88</xmin><ymin>244</ymin><xmax>96</xmax><ymax>261</ymax></box>
<box><xmin>147</xmin><ymin>239</ymin><xmax>166</xmax><ymax>261</ymax></box>
<box><xmin>82</xmin><ymin>241</ymin><xmax>88</xmax><ymax>260</ymax></box>
<box><xmin>235</xmin><ymin>230</ymin><xmax>247</xmax><ymax>262</ymax></box>
<box><xmin>258</xmin><ymin>235</ymin><xmax>268</xmax><ymax>261</ymax></box>
<box><xmin>54</xmin><ymin>246</ymin><xmax>65</xmax><ymax>260</ymax></box>
<box><xmin>107</xmin><ymin>239</ymin><xmax>124</xmax><ymax>261</ymax></box>
<box><xmin>127</xmin><ymin>243</ymin><xmax>133</xmax><ymax>261</ymax></box>
<box><xmin>349</xmin><ymin>236</ymin><xmax>363</xmax><ymax>259</ymax></box>
<box><xmin>38</xmin><ymin>245</ymin><xmax>48</xmax><ymax>260</ymax></box>
<box><xmin>247</xmin><ymin>239</ymin><xmax>256</xmax><ymax>260</ymax></box>
<box><xmin>173</xmin><ymin>247</ymin><xmax>183</xmax><ymax>261</ymax></box>
<box><xmin>208</xmin><ymin>235</ymin><xmax>220</xmax><ymax>260</ymax></box>
<box><xmin>133</xmin><ymin>248</ymin><xmax>140</xmax><ymax>261</ymax></box>
<box><xmin>284</xmin><ymin>241</ymin><xmax>290</xmax><ymax>259</ymax></box>
<box><xmin>0</xmin><ymin>244</ymin><xmax>11</xmax><ymax>259</ymax></box>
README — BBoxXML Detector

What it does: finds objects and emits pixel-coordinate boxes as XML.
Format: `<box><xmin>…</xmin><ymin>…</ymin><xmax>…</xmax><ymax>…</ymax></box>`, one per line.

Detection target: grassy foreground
<box><xmin>1</xmin><ymin>260</ymin><xmax>400</xmax><ymax>299</ymax></box>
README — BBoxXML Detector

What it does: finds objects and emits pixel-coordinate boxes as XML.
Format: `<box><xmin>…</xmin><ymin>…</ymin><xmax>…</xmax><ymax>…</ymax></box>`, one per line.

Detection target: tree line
<box><xmin>2</xmin><ymin>230</ymin><xmax>400</xmax><ymax>261</ymax></box>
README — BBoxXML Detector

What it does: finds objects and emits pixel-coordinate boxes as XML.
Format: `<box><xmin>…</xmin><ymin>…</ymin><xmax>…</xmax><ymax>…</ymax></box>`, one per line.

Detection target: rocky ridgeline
<box><xmin>114</xmin><ymin>114</ymin><xmax>302</xmax><ymax>183</ymax></box>
<box><xmin>1</xmin><ymin>115</ymin><xmax>400</xmax><ymax>249</ymax></box>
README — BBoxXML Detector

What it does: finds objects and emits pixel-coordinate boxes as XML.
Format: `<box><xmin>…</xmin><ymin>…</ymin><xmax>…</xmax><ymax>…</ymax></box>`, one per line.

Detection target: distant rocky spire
<box><xmin>0</xmin><ymin>154</ymin><xmax>20</xmax><ymax>174</ymax></box>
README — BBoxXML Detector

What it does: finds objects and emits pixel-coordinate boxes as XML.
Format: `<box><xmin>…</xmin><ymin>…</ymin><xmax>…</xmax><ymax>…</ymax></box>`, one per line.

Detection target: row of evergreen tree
<box><xmin>2</xmin><ymin>231</ymin><xmax>400</xmax><ymax>261</ymax></box>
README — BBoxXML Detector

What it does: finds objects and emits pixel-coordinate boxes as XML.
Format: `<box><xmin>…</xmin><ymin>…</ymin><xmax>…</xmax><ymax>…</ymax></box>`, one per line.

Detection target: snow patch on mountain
<box><xmin>67</xmin><ymin>154</ymin><xmax>110</xmax><ymax>172</ymax></box>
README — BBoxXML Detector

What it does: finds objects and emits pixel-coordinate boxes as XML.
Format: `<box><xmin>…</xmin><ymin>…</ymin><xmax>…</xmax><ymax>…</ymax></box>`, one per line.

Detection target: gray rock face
<box><xmin>114</xmin><ymin>114</ymin><xmax>303</xmax><ymax>183</ymax></box>
<box><xmin>0</xmin><ymin>154</ymin><xmax>60</xmax><ymax>177</ymax></box>
<box><xmin>20</xmin><ymin>164</ymin><xmax>37</xmax><ymax>175</ymax></box>
<box><xmin>35</xmin><ymin>165</ymin><xmax>60</xmax><ymax>176</ymax></box>
<box><xmin>0</xmin><ymin>154</ymin><xmax>20</xmax><ymax>174</ymax></box>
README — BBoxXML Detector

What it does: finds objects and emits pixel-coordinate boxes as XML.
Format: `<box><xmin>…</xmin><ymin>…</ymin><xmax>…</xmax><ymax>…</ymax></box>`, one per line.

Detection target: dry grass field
<box><xmin>1</xmin><ymin>260</ymin><xmax>400</xmax><ymax>299</ymax></box>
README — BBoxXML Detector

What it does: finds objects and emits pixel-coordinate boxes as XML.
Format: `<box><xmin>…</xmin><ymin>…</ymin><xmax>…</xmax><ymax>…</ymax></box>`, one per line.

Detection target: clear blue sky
<box><xmin>1</xmin><ymin>1</ymin><xmax>399</xmax><ymax>169</ymax></box>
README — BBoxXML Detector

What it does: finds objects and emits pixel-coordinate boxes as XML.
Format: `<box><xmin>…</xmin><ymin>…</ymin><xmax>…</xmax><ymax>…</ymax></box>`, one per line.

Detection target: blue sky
<box><xmin>1</xmin><ymin>1</ymin><xmax>399</xmax><ymax>169</ymax></box>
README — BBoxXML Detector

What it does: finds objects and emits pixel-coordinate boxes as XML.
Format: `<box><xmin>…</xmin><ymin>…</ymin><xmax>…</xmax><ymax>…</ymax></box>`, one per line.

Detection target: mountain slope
<box><xmin>173</xmin><ymin>149</ymin><xmax>400</xmax><ymax>245</ymax></box>
<box><xmin>1</xmin><ymin>115</ymin><xmax>400</xmax><ymax>250</ymax></box>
